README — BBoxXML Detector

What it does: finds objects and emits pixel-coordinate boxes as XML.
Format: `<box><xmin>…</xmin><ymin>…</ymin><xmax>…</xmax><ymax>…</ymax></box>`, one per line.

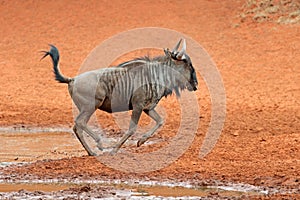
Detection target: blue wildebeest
<box><xmin>42</xmin><ymin>39</ymin><xmax>198</xmax><ymax>155</ymax></box>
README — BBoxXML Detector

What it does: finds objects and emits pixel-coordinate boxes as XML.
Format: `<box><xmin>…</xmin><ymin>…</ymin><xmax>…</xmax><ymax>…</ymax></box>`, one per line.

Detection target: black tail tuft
<box><xmin>41</xmin><ymin>44</ymin><xmax>71</xmax><ymax>84</ymax></box>
<box><xmin>40</xmin><ymin>51</ymin><xmax>50</xmax><ymax>61</ymax></box>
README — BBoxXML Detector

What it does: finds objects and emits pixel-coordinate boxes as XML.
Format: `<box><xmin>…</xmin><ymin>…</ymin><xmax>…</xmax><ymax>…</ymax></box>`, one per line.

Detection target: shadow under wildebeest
<box><xmin>41</xmin><ymin>39</ymin><xmax>198</xmax><ymax>156</ymax></box>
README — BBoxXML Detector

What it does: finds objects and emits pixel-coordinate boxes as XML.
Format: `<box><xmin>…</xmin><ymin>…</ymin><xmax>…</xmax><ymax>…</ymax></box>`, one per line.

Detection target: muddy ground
<box><xmin>0</xmin><ymin>0</ymin><xmax>299</xmax><ymax>199</ymax></box>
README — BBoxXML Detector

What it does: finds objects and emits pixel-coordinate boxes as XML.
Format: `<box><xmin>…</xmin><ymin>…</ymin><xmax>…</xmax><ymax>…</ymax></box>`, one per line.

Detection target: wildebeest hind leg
<box><xmin>137</xmin><ymin>109</ymin><xmax>163</xmax><ymax>147</ymax></box>
<box><xmin>74</xmin><ymin>109</ymin><xmax>103</xmax><ymax>152</ymax></box>
<box><xmin>73</xmin><ymin>125</ymin><xmax>96</xmax><ymax>156</ymax></box>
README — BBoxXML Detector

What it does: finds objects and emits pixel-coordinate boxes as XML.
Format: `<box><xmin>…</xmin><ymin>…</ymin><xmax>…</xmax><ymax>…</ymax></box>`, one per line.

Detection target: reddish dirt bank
<box><xmin>0</xmin><ymin>0</ymin><xmax>299</xmax><ymax>199</ymax></box>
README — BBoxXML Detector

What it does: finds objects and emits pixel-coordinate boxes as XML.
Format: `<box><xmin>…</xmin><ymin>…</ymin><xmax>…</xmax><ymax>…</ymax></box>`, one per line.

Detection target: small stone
<box><xmin>256</xmin><ymin>127</ymin><xmax>264</xmax><ymax>132</ymax></box>
<box><xmin>260</xmin><ymin>138</ymin><xmax>267</xmax><ymax>142</ymax></box>
<box><xmin>232</xmin><ymin>131</ymin><xmax>239</xmax><ymax>136</ymax></box>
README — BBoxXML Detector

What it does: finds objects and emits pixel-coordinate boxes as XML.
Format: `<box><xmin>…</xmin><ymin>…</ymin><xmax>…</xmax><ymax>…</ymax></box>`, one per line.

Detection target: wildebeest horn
<box><xmin>177</xmin><ymin>39</ymin><xmax>186</xmax><ymax>58</ymax></box>
<box><xmin>172</xmin><ymin>39</ymin><xmax>182</xmax><ymax>53</ymax></box>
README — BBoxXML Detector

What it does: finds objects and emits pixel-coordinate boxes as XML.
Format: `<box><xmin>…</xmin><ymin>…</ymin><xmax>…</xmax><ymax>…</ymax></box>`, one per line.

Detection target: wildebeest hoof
<box><xmin>109</xmin><ymin>147</ymin><xmax>119</xmax><ymax>155</ymax></box>
<box><xmin>88</xmin><ymin>151</ymin><xmax>97</xmax><ymax>156</ymax></box>
<box><xmin>137</xmin><ymin>138</ymin><xmax>147</xmax><ymax>147</ymax></box>
<box><xmin>97</xmin><ymin>143</ymin><xmax>103</xmax><ymax>151</ymax></box>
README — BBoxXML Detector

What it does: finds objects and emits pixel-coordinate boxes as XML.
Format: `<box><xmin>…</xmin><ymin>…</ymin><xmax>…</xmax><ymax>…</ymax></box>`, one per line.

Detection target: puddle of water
<box><xmin>0</xmin><ymin>131</ymin><xmax>85</xmax><ymax>162</ymax></box>
<box><xmin>129</xmin><ymin>185</ymin><xmax>244</xmax><ymax>197</ymax></box>
<box><xmin>0</xmin><ymin>127</ymin><xmax>73</xmax><ymax>133</ymax></box>
<box><xmin>0</xmin><ymin>183</ymin><xmax>70</xmax><ymax>192</ymax></box>
<box><xmin>0</xmin><ymin>180</ymin><xmax>263</xmax><ymax>198</ymax></box>
<box><xmin>0</xmin><ymin>129</ymin><xmax>160</xmax><ymax>163</ymax></box>
<box><xmin>0</xmin><ymin>162</ymin><xmax>28</xmax><ymax>168</ymax></box>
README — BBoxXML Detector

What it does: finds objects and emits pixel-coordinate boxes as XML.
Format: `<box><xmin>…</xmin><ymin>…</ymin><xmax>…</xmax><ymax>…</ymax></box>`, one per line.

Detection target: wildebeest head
<box><xmin>164</xmin><ymin>39</ymin><xmax>198</xmax><ymax>92</ymax></box>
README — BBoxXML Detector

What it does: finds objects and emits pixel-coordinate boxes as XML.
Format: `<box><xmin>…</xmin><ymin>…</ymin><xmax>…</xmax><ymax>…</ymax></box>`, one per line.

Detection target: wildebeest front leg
<box><xmin>111</xmin><ymin>107</ymin><xmax>143</xmax><ymax>154</ymax></box>
<box><xmin>137</xmin><ymin>109</ymin><xmax>164</xmax><ymax>147</ymax></box>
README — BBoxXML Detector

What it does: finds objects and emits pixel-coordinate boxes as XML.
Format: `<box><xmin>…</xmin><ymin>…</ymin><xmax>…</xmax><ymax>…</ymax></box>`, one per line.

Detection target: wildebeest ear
<box><xmin>164</xmin><ymin>48</ymin><xmax>172</xmax><ymax>58</ymax></box>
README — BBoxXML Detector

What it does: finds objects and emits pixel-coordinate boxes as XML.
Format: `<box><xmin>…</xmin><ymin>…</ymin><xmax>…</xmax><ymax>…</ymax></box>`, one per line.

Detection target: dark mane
<box><xmin>117</xmin><ymin>55</ymin><xmax>170</xmax><ymax>69</ymax></box>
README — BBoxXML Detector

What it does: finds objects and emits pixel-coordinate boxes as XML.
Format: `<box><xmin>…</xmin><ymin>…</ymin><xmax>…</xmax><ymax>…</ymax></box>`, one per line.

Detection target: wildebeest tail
<box><xmin>41</xmin><ymin>44</ymin><xmax>72</xmax><ymax>84</ymax></box>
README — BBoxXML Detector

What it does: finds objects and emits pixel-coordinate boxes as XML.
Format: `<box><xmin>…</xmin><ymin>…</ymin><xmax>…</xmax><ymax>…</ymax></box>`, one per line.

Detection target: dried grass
<box><xmin>240</xmin><ymin>0</ymin><xmax>300</xmax><ymax>24</ymax></box>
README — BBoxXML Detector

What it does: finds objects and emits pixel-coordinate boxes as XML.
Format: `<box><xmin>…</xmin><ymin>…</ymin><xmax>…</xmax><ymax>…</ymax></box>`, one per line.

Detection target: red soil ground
<box><xmin>0</xmin><ymin>0</ymin><xmax>299</xmax><ymax>199</ymax></box>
